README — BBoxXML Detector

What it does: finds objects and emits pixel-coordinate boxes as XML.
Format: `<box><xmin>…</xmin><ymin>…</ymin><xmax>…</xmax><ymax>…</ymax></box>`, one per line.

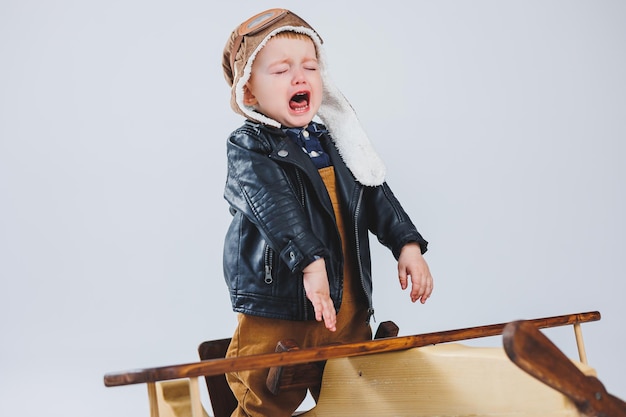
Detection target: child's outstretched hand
<box><xmin>398</xmin><ymin>242</ymin><xmax>433</xmax><ymax>304</ymax></box>
<box><xmin>302</xmin><ymin>258</ymin><xmax>337</xmax><ymax>331</ymax></box>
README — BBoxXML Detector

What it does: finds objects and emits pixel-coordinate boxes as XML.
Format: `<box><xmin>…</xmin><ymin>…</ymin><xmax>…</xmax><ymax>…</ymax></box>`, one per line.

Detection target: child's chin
<box><xmin>284</xmin><ymin>115</ymin><xmax>314</xmax><ymax>127</ymax></box>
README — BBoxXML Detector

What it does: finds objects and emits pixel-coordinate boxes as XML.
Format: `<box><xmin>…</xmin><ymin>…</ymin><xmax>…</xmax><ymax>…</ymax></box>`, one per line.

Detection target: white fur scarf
<box><xmin>317</xmin><ymin>81</ymin><xmax>386</xmax><ymax>186</ymax></box>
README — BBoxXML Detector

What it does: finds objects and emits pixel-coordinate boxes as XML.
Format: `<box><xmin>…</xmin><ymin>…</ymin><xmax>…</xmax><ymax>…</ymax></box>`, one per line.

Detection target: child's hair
<box><xmin>274</xmin><ymin>31</ymin><xmax>309</xmax><ymax>41</ymax></box>
<box><xmin>272</xmin><ymin>31</ymin><xmax>318</xmax><ymax>55</ymax></box>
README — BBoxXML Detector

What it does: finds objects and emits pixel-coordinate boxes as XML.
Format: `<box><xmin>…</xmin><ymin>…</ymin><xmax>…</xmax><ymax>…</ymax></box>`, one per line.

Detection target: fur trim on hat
<box><xmin>226</xmin><ymin>12</ymin><xmax>386</xmax><ymax>186</ymax></box>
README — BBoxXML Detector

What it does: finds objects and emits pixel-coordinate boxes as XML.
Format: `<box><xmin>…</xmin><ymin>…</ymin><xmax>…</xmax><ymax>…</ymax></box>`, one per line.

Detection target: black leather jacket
<box><xmin>223</xmin><ymin>120</ymin><xmax>427</xmax><ymax>321</ymax></box>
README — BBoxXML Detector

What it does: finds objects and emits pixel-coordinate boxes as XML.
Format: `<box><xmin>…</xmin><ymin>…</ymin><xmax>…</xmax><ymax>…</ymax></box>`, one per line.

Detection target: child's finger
<box><xmin>321</xmin><ymin>300</ymin><xmax>337</xmax><ymax>331</ymax></box>
<box><xmin>324</xmin><ymin>313</ymin><xmax>337</xmax><ymax>331</ymax></box>
<box><xmin>311</xmin><ymin>296</ymin><xmax>336</xmax><ymax>331</ymax></box>
<box><xmin>314</xmin><ymin>301</ymin><xmax>324</xmax><ymax>322</ymax></box>
<box><xmin>410</xmin><ymin>274</ymin><xmax>433</xmax><ymax>303</ymax></box>
<box><xmin>398</xmin><ymin>271</ymin><xmax>409</xmax><ymax>290</ymax></box>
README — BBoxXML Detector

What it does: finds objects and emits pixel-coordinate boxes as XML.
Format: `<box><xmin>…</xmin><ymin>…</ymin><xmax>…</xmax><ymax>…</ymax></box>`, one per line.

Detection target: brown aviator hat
<box><xmin>222</xmin><ymin>8</ymin><xmax>386</xmax><ymax>186</ymax></box>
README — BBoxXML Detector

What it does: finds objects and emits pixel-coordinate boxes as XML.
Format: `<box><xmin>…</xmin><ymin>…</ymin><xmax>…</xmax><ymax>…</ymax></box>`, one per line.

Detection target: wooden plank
<box><xmin>298</xmin><ymin>344</ymin><xmax>593</xmax><ymax>416</ymax></box>
<box><xmin>104</xmin><ymin>311</ymin><xmax>600</xmax><ymax>387</ymax></box>
<box><xmin>154</xmin><ymin>379</ymin><xmax>210</xmax><ymax>417</ymax></box>
<box><xmin>189</xmin><ymin>377</ymin><xmax>204</xmax><ymax>417</ymax></box>
<box><xmin>573</xmin><ymin>323</ymin><xmax>588</xmax><ymax>364</ymax></box>
<box><xmin>197</xmin><ymin>338</ymin><xmax>237</xmax><ymax>417</ymax></box>
<box><xmin>504</xmin><ymin>320</ymin><xmax>626</xmax><ymax>417</ymax></box>
<box><xmin>147</xmin><ymin>382</ymin><xmax>160</xmax><ymax>417</ymax></box>
<box><xmin>266</xmin><ymin>320</ymin><xmax>400</xmax><ymax>394</ymax></box>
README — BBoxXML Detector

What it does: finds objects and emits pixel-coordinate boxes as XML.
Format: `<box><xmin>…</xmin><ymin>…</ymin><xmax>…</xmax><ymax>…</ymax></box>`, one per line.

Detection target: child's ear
<box><xmin>243</xmin><ymin>85</ymin><xmax>258</xmax><ymax>106</ymax></box>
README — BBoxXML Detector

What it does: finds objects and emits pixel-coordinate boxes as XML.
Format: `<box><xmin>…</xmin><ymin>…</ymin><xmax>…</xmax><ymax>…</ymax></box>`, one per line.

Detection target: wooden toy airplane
<box><xmin>104</xmin><ymin>311</ymin><xmax>626</xmax><ymax>417</ymax></box>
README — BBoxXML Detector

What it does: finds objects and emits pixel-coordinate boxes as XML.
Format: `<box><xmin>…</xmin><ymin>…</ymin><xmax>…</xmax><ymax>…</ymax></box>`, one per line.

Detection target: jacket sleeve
<box><xmin>364</xmin><ymin>182</ymin><xmax>428</xmax><ymax>260</ymax></box>
<box><xmin>224</xmin><ymin>127</ymin><xmax>329</xmax><ymax>273</ymax></box>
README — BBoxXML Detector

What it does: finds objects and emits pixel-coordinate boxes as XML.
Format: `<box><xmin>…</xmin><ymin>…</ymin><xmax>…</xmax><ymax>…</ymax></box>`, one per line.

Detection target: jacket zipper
<box><xmin>294</xmin><ymin>169</ymin><xmax>310</xmax><ymax>320</ymax></box>
<box><xmin>295</xmin><ymin>170</ymin><xmax>305</xmax><ymax>207</ymax></box>
<box><xmin>264</xmin><ymin>245</ymin><xmax>273</xmax><ymax>284</ymax></box>
<box><xmin>353</xmin><ymin>186</ymin><xmax>375</xmax><ymax>323</ymax></box>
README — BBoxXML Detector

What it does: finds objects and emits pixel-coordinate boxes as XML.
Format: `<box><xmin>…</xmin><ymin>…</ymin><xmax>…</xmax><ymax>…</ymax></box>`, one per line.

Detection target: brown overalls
<box><xmin>225</xmin><ymin>166</ymin><xmax>372</xmax><ymax>417</ymax></box>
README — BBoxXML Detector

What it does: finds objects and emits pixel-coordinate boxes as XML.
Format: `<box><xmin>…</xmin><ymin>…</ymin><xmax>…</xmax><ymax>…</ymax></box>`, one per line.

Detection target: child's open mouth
<box><xmin>289</xmin><ymin>92</ymin><xmax>310</xmax><ymax>111</ymax></box>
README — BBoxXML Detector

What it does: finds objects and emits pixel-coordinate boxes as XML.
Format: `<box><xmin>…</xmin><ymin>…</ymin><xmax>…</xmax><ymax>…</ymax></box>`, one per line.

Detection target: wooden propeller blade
<box><xmin>503</xmin><ymin>320</ymin><xmax>626</xmax><ymax>417</ymax></box>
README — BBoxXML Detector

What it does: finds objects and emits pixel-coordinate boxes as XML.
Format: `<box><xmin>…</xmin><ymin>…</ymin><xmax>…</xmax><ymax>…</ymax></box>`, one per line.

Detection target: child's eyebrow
<box><xmin>267</xmin><ymin>56</ymin><xmax>317</xmax><ymax>68</ymax></box>
<box><xmin>266</xmin><ymin>58</ymin><xmax>291</xmax><ymax>69</ymax></box>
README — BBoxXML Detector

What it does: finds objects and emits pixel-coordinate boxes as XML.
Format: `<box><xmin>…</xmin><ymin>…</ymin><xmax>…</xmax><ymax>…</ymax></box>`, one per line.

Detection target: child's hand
<box><xmin>398</xmin><ymin>242</ymin><xmax>433</xmax><ymax>304</ymax></box>
<box><xmin>302</xmin><ymin>258</ymin><xmax>337</xmax><ymax>331</ymax></box>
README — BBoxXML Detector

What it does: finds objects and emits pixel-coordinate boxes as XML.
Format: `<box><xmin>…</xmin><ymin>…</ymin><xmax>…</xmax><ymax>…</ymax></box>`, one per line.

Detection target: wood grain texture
<box><xmin>299</xmin><ymin>343</ymin><xmax>594</xmax><ymax>417</ymax></box>
<box><xmin>104</xmin><ymin>311</ymin><xmax>600</xmax><ymax>387</ymax></box>
<box><xmin>504</xmin><ymin>320</ymin><xmax>626</xmax><ymax>417</ymax></box>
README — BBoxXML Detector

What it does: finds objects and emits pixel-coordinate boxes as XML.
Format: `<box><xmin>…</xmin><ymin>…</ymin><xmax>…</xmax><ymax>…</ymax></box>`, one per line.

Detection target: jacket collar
<box><xmin>251</xmin><ymin>120</ymin><xmax>386</xmax><ymax>186</ymax></box>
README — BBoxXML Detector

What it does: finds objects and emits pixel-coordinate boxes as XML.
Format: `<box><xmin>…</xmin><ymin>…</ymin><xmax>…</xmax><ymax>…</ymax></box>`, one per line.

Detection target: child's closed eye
<box><xmin>303</xmin><ymin>61</ymin><xmax>319</xmax><ymax>71</ymax></box>
<box><xmin>269</xmin><ymin>63</ymin><xmax>290</xmax><ymax>75</ymax></box>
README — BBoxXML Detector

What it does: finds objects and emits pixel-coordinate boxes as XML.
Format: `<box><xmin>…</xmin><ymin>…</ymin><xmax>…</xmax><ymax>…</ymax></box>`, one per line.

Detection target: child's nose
<box><xmin>292</xmin><ymin>68</ymin><xmax>307</xmax><ymax>84</ymax></box>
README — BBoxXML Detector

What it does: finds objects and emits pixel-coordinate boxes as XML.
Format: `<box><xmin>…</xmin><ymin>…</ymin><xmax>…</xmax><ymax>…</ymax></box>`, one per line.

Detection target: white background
<box><xmin>1</xmin><ymin>1</ymin><xmax>624</xmax><ymax>416</ymax></box>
